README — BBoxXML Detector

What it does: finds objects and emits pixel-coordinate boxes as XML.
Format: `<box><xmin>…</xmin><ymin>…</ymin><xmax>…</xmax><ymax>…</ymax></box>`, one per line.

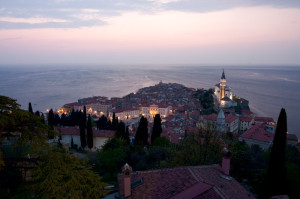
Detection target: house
<box><xmin>239</xmin><ymin>116</ymin><xmax>254</xmax><ymax>133</ymax></box>
<box><xmin>116</xmin><ymin>148</ymin><xmax>255</xmax><ymax>199</ymax></box>
<box><xmin>239</xmin><ymin>123</ymin><xmax>274</xmax><ymax>150</ymax></box>
<box><xmin>55</xmin><ymin>126</ymin><xmax>115</xmax><ymax>151</ymax></box>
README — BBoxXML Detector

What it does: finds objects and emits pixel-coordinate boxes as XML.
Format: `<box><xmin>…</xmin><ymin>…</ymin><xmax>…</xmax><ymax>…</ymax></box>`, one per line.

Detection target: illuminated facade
<box><xmin>109</xmin><ymin>109</ymin><xmax>140</xmax><ymax>121</ymax></box>
<box><xmin>214</xmin><ymin>69</ymin><xmax>236</xmax><ymax>108</ymax></box>
<box><xmin>141</xmin><ymin>104</ymin><xmax>171</xmax><ymax>118</ymax></box>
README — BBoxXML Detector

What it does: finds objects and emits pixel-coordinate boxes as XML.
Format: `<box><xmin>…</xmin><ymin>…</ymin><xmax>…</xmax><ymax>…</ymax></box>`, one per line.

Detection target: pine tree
<box><xmin>79</xmin><ymin>112</ymin><xmax>86</xmax><ymax>149</ymax></box>
<box><xmin>87</xmin><ymin>114</ymin><xmax>93</xmax><ymax>150</ymax></box>
<box><xmin>264</xmin><ymin>108</ymin><xmax>288</xmax><ymax>198</ymax></box>
<box><xmin>151</xmin><ymin>114</ymin><xmax>162</xmax><ymax>144</ymax></box>
<box><xmin>28</xmin><ymin>102</ymin><xmax>33</xmax><ymax>114</ymax></box>
<box><xmin>135</xmin><ymin>116</ymin><xmax>148</xmax><ymax>145</ymax></box>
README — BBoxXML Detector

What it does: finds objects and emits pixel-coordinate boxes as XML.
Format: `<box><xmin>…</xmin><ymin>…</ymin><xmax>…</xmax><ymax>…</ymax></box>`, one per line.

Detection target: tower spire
<box><xmin>221</xmin><ymin>69</ymin><xmax>226</xmax><ymax>79</ymax></box>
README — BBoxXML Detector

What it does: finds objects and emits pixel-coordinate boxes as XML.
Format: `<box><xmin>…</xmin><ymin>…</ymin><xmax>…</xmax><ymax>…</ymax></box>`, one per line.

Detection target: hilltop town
<box><xmin>56</xmin><ymin>70</ymin><xmax>298</xmax><ymax>150</ymax></box>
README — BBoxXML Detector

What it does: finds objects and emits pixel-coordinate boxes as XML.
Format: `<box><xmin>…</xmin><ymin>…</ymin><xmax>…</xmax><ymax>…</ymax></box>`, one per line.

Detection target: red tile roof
<box><xmin>240</xmin><ymin>123</ymin><xmax>274</xmax><ymax>142</ymax></box>
<box><xmin>225</xmin><ymin>115</ymin><xmax>239</xmax><ymax>123</ymax></box>
<box><xmin>118</xmin><ymin>165</ymin><xmax>255</xmax><ymax>199</ymax></box>
<box><xmin>203</xmin><ymin>114</ymin><xmax>217</xmax><ymax>121</ymax></box>
<box><xmin>240</xmin><ymin>116</ymin><xmax>252</xmax><ymax>122</ymax></box>
<box><xmin>255</xmin><ymin>117</ymin><xmax>275</xmax><ymax>123</ymax></box>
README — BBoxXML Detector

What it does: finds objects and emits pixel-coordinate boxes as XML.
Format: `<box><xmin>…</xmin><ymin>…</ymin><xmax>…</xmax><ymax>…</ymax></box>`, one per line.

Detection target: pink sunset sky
<box><xmin>0</xmin><ymin>0</ymin><xmax>300</xmax><ymax>66</ymax></box>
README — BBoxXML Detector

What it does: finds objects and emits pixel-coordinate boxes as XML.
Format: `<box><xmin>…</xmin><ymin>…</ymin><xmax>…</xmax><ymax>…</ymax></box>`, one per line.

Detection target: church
<box><xmin>214</xmin><ymin>69</ymin><xmax>237</xmax><ymax>108</ymax></box>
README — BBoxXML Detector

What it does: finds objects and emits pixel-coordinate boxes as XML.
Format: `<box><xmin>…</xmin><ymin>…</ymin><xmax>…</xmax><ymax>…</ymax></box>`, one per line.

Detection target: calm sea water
<box><xmin>0</xmin><ymin>65</ymin><xmax>299</xmax><ymax>137</ymax></box>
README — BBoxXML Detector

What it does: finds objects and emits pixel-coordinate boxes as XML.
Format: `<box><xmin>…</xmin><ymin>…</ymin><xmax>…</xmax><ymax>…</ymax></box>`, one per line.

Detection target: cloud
<box><xmin>0</xmin><ymin>17</ymin><xmax>69</xmax><ymax>24</ymax></box>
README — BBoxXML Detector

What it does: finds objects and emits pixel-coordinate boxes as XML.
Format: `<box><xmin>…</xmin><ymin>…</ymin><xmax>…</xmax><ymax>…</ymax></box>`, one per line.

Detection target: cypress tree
<box><xmin>135</xmin><ymin>116</ymin><xmax>148</xmax><ymax>145</ymax></box>
<box><xmin>83</xmin><ymin>106</ymin><xmax>87</xmax><ymax>128</ymax></box>
<box><xmin>125</xmin><ymin>125</ymin><xmax>130</xmax><ymax>144</ymax></box>
<box><xmin>28</xmin><ymin>102</ymin><xmax>33</xmax><ymax>114</ymax></box>
<box><xmin>97</xmin><ymin>115</ymin><xmax>107</xmax><ymax>130</ymax></box>
<box><xmin>48</xmin><ymin>109</ymin><xmax>55</xmax><ymax>129</ymax></box>
<box><xmin>112</xmin><ymin>112</ymin><xmax>118</xmax><ymax>130</ymax></box>
<box><xmin>41</xmin><ymin>113</ymin><xmax>45</xmax><ymax>124</ymax></box>
<box><xmin>115</xmin><ymin>121</ymin><xmax>126</xmax><ymax>138</ymax></box>
<box><xmin>151</xmin><ymin>114</ymin><xmax>162</xmax><ymax>144</ymax></box>
<box><xmin>71</xmin><ymin>136</ymin><xmax>74</xmax><ymax>148</ymax></box>
<box><xmin>54</xmin><ymin>113</ymin><xmax>61</xmax><ymax>126</ymax></box>
<box><xmin>35</xmin><ymin>110</ymin><xmax>40</xmax><ymax>116</ymax></box>
<box><xmin>61</xmin><ymin>113</ymin><xmax>66</xmax><ymax>126</ymax></box>
<box><xmin>79</xmin><ymin>112</ymin><xmax>86</xmax><ymax>149</ymax></box>
<box><xmin>264</xmin><ymin>108</ymin><xmax>288</xmax><ymax>198</ymax></box>
<box><xmin>87</xmin><ymin>114</ymin><xmax>93</xmax><ymax>150</ymax></box>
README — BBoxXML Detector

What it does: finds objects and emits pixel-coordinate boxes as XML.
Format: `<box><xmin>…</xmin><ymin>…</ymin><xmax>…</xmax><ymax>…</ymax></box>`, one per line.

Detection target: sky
<box><xmin>0</xmin><ymin>0</ymin><xmax>300</xmax><ymax>66</ymax></box>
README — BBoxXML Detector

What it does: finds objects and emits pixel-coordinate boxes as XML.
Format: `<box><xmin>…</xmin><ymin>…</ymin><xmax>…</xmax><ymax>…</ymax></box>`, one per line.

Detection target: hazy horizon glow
<box><xmin>0</xmin><ymin>1</ymin><xmax>300</xmax><ymax>66</ymax></box>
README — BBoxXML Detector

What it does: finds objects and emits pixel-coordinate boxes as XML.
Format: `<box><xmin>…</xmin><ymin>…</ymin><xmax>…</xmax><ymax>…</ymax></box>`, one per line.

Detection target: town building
<box><xmin>239</xmin><ymin>116</ymin><xmax>254</xmax><ymax>133</ymax></box>
<box><xmin>54</xmin><ymin>126</ymin><xmax>115</xmax><ymax>151</ymax></box>
<box><xmin>109</xmin><ymin>108</ymin><xmax>140</xmax><ymax>121</ymax></box>
<box><xmin>239</xmin><ymin>123</ymin><xmax>274</xmax><ymax>150</ymax></box>
<box><xmin>198</xmin><ymin>110</ymin><xmax>239</xmax><ymax>133</ymax></box>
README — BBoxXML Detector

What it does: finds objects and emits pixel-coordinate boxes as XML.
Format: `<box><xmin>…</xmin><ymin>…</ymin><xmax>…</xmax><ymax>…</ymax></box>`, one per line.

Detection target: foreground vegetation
<box><xmin>0</xmin><ymin>96</ymin><xmax>108</xmax><ymax>198</ymax></box>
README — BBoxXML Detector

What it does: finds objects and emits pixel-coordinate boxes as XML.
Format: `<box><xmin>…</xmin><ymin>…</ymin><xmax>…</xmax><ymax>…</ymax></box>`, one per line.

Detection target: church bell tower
<box><xmin>219</xmin><ymin>69</ymin><xmax>226</xmax><ymax>102</ymax></box>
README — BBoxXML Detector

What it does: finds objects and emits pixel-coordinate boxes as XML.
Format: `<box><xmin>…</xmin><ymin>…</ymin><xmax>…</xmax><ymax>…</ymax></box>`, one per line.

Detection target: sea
<box><xmin>0</xmin><ymin>65</ymin><xmax>299</xmax><ymax>138</ymax></box>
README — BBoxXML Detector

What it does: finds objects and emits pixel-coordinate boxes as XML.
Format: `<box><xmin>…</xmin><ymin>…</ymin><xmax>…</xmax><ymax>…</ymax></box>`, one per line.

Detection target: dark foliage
<box><xmin>28</xmin><ymin>102</ymin><xmax>33</xmax><ymax>114</ymax></box>
<box><xmin>151</xmin><ymin>114</ymin><xmax>162</xmax><ymax>144</ymax></box>
<box><xmin>34</xmin><ymin>111</ymin><xmax>40</xmax><ymax>116</ymax></box>
<box><xmin>97</xmin><ymin>115</ymin><xmax>108</xmax><ymax>130</ymax></box>
<box><xmin>134</xmin><ymin>116</ymin><xmax>148</xmax><ymax>145</ymax></box>
<box><xmin>79</xmin><ymin>112</ymin><xmax>86</xmax><ymax>149</ymax></box>
<box><xmin>264</xmin><ymin>108</ymin><xmax>288</xmax><ymax>198</ymax></box>
<box><xmin>47</xmin><ymin>109</ymin><xmax>54</xmax><ymax>129</ymax></box>
<box><xmin>87</xmin><ymin>115</ymin><xmax>93</xmax><ymax>150</ymax></box>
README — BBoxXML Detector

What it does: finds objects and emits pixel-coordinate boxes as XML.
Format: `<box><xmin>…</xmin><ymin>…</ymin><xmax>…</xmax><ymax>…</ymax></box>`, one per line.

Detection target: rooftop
<box><xmin>240</xmin><ymin>123</ymin><xmax>274</xmax><ymax>143</ymax></box>
<box><xmin>118</xmin><ymin>165</ymin><xmax>255</xmax><ymax>199</ymax></box>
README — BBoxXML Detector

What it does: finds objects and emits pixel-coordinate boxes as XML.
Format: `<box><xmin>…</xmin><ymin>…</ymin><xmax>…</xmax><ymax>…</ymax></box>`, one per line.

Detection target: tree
<box><xmin>0</xmin><ymin>96</ymin><xmax>51</xmax><ymax>167</ymax></box>
<box><xmin>27</xmin><ymin>150</ymin><xmax>109</xmax><ymax>198</ymax></box>
<box><xmin>115</xmin><ymin>121</ymin><xmax>126</xmax><ymax>139</ymax></box>
<box><xmin>135</xmin><ymin>116</ymin><xmax>148</xmax><ymax>145</ymax></box>
<box><xmin>40</xmin><ymin>113</ymin><xmax>45</xmax><ymax>124</ymax></box>
<box><xmin>71</xmin><ymin>136</ymin><xmax>74</xmax><ymax>148</ymax></box>
<box><xmin>151</xmin><ymin>114</ymin><xmax>162</xmax><ymax>144</ymax></box>
<box><xmin>34</xmin><ymin>110</ymin><xmax>40</xmax><ymax>116</ymax></box>
<box><xmin>264</xmin><ymin>108</ymin><xmax>288</xmax><ymax>198</ymax></box>
<box><xmin>79</xmin><ymin>112</ymin><xmax>86</xmax><ymax>149</ymax></box>
<box><xmin>112</xmin><ymin>112</ymin><xmax>118</xmax><ymax>130</ymax></box>
<box><xmin>125</xmin><ymin>125</ymin><xmax>130</xmax><ymax>144</ymax></box>
<box><xmin>54</xmin><ymin>113</ymin><xmax>61</xmax><ymax>126</ymax></box>
<box><xmin>61</xmin><ymin>113</ymin><xmax>66</xmax><ymax>126</ymax></box>
<box><xmin>47</xmin><ymin>109</ymin><xmax>54</xmax><ymax>129</ymax></box>
<box><xmin>97</xmin><ymin>115</ymin><xmax>107</xmax><ymax>130</ymax></box>
<box><xmin>87</xmin><ymin>114</ymin><xmax>93</xmax><ymax>150</ymax></box>
<box><xmin>28</xmin><ymin>102</ymin><xmax>33</xmax><ymax>114</ymax></box>
<box><xmin>83</xmin><ymin>106</ymin><xmax>87</xmax><ymax>128</ymax></box>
